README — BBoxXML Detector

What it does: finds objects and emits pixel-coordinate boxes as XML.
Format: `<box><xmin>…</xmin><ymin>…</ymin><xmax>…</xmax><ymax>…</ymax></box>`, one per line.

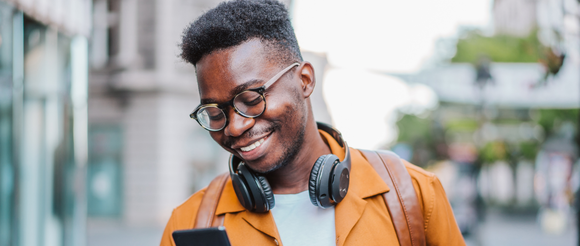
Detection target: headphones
<box><xmin>229</xmin><ymin>122</ymin><xmax>351</xmax><ymax>212</ymax></box>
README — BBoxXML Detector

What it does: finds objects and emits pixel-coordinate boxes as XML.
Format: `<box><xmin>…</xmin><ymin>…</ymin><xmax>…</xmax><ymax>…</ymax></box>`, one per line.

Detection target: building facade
<box><xmin>493</xmin><ymin>0</ymin><xmax>538</xmax><ymax>36</ymax></box>
<box><xmin>88</xmin><ymin>0</ymin><xmax>227</xmax><ymax>227</ymax></box>
<box><xmin>0</xmin><ymin>0</ymin><xmax>91</xmax><ymax>246</ymax></box>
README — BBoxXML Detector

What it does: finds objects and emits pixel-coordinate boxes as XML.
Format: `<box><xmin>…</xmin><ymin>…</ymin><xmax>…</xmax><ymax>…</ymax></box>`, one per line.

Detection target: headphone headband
<box><xmin>316</xmin><ymin>122</ymin><xmax>351</xmax><ymax>172</ymax></box>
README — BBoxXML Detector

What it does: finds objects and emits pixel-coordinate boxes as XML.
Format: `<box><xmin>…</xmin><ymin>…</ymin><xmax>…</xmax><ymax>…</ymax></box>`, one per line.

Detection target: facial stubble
<box><xmin>254</xmin><ymin>90</ymin><xmax>307</xmax><ymax>174</ymax></box>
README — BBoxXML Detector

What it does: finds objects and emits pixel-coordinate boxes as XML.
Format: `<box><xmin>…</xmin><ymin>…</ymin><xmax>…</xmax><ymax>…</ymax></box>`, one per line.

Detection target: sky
<box><xmin>292</xmin><ymin>0</ymin><xmax>493</xmax><ymax>73</ymax></box>
<box><xmin>291</xmin><ymin>0</ymin><xmax>493</xmax><ymax>149</ymax></box>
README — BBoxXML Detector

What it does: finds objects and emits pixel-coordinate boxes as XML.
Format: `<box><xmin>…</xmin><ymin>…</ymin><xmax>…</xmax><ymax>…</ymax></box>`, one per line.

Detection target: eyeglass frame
<box><xmin>190</xmin><ymin>62</ymin><xmax>301</xmax><ymax>131</ymax></box>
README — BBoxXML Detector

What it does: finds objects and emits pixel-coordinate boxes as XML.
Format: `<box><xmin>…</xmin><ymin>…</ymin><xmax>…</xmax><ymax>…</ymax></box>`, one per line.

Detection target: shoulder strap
<box><xmin>193</xmin><ymin>172</ymin><xmax>229</xmax><ymax>228</ymax></box>
<box><xmin>359</xmin><ymin>149</ymin><xmax>426</xmax><ymax>246</ymax></box>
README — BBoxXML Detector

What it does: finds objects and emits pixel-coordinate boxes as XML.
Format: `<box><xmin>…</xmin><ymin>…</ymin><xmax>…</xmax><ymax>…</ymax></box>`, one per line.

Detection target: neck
<box><xmin>264</xmin><ymin>120</ymin><xmax>331</xmax><ymax>194</ymax></box>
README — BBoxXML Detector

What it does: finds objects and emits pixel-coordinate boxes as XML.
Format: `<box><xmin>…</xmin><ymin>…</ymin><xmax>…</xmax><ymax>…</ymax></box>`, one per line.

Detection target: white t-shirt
<box><xmin>271</xmin><ymin>191</ymin><xmax>336</xmax><ymax>246</ymax></box>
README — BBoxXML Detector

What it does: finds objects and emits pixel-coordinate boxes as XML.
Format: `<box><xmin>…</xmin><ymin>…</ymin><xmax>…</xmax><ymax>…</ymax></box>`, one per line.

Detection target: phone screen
<box><xmin>172</xmin><ymin>226</ymin><xmax>232</xmax><ymax>246</ymax></box>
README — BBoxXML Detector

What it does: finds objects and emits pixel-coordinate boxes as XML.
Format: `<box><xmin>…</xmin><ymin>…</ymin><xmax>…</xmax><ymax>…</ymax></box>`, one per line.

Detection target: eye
<box><xmin>198</xmin><ymin>106</ymin><xmax>225</xmax><ymax>122</ymax></box>
<box><xmin>236</xmin><ymin>91</ymin><xmax>263</xmax><ymax>107</ymax></box>
<box><xmin>208</xmin><ymin>112</ymin><xmax>225</xmax><ymax>121</ymax></box>
<box><xmin>243</xmin><ymin>95</ymin><xmax>263</xmax><ymax>106</ymax></box>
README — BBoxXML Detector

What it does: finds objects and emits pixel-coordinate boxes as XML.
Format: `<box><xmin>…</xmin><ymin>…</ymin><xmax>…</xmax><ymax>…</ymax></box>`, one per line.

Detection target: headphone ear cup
<box><xmin>330</xmin><ymin>162</ymin><xmax>350</xmax><ymax>203</ymax></box>
<box><xmin>237</xmin><ymin>163</ymin><xmax>267</xmax><ymax>212</ymax></box>
<box><xmin>230</xmin><ymin>156</ymin><xmax>255</xmax><ymax>211</ymax></box>
<box><xmin>230</xmin><ymin>173</ymin><xmax>254</xmax><ymax>210</ymax></box>
<box><xmin>308</xmin><ymin>156</ymin><xmax>325</xmax><ymax>207</ymax></box>
<box><xmin>309</xmin><ymin>154</ymin><xmax>339</xmax><ymax>208</ymax></box>
<box><xmin>257</xmin><ymin>176</ymin><xmax>275</xmax><ymax>210</ymax></box>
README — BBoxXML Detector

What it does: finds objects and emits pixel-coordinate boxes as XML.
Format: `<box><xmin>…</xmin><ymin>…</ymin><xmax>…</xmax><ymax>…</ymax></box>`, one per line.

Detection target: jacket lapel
<box><xmin>320</xmin><ymin>132</ymin><xmax>389</xmax><ymax>246</ymax></box>
<box><xmin>335</xmin><ymin>189</ymin><xmax>367</xmax><ymax>246</ymax></box>
<box><xmin>215</xmin><ymin>179</ymin><xmax>245</xmax><ymax>215</ymax></box>
<box><xmin>215</xmin><ymin>179</ymin><xmax>281</xmax><ymax>241</ymax></box>
<box><xmin>240</xmin><ymin>210</ymin><xmax>281</xmax><ymax>239</ymax></box>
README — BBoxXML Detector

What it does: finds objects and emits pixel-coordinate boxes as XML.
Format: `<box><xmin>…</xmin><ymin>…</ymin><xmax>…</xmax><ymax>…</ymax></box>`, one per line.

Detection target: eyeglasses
<box><xmin>190</xmin><ymin>62</ymin><xmax>300</xmax><ymax>131</ymax></box>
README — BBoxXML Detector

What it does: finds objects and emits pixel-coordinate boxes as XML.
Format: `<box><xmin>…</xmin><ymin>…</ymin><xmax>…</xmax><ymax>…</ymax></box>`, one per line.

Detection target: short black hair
<box><xmin>180</xmin><ymin>0</ymin><xmax>302</xmax><ymax>66</ymax></box>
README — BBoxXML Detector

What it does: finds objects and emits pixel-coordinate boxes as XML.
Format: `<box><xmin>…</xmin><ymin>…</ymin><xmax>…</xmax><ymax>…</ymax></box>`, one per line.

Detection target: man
<box><xmin>161</xmin><ymin>0</ymin><xmax>465</xmax><ymax>245</ymax></box>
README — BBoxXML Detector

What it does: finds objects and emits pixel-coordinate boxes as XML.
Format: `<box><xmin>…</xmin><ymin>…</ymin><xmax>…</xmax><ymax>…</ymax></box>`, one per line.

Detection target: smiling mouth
<box><xmin>240</xmin><ymin>138</ymin><xmax>266</xmax><ymax>152</ymax></box>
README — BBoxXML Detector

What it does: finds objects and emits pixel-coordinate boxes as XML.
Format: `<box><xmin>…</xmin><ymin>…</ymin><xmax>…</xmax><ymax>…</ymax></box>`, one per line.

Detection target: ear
<box><xmin>298</xmin><ymin>62</ymin><xmax>316</xmax><ymax>98</ymax></box>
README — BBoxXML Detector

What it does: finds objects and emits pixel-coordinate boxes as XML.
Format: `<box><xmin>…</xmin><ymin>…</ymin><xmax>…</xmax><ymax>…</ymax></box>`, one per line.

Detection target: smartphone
<box><xmin>172</xmin><ymin>226</ymin><xmax>232</xmax><ymax>246</ymax></box>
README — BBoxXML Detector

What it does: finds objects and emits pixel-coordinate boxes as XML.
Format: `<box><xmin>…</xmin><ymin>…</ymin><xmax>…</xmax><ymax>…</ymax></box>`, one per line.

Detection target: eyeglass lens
<box><xmin>233</xmin><ymin>91</ymin><xmax>266</xmax><ymax>117</ymax></box>
<box><xmin>197</xmin><ymin>106</ymin><xmax>227</xmax><ymax>130</ymax></box>
<box><xmin>197</xmin><ymin>91</ymin><xmax>266</xmax><ymax>130</ymax></box>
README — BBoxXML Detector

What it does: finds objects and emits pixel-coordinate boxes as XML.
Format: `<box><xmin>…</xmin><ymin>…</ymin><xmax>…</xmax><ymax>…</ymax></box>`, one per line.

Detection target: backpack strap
<box><xmin>193</xmin><ymin>172</ymin><xmax>229</xmax><ymax>228</ymax></box>
<box><xmin>359</xmin><ymin>149</ymin><xmax>426</xmax><ymax>246</ymax></box>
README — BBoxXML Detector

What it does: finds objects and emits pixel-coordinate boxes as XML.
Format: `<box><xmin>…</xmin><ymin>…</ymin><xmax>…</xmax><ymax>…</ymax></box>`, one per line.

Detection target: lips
<box><xmin>232</xmin><ymin>132</ymin><xmax>272</xmax><ymax>161</ymax></box>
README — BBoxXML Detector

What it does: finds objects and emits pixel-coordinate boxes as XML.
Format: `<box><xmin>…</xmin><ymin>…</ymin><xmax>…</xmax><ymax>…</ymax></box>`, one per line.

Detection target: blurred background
<box><xmin>0</xmin><ymin>0</ymin><xmax>579</xmax><ymax>245</ymax></box>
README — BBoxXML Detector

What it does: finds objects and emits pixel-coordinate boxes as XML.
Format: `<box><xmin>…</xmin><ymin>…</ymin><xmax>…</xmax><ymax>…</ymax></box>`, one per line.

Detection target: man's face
<box><xmin>195</xmin><ymin>39</ymin><xmax>306</xmax><ymax>173</ymax></box>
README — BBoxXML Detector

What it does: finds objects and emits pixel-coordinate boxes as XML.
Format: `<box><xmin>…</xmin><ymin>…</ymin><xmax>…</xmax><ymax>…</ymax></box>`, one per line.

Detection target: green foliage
<box><xmin>395</xmin><ymin>113</ymin><xmax>443</xmax><ymax>166</ymax></box>
<box><xmin>519</xmin><ymin>141</ymin><xmax>540</xmax><ymax>160</ymax></box>
<box><xmin>395</xmin><ymin>108</ymin><xmax>578</xmax><ymax>165</ymax></box>
<box><xmin>451</xmin><ymin>29</ymin><xmax>543</xmax><ymax>63</ymax></box>
<box><xmin>533</xmin><ymin>109</ymin><xmax>579</xmax><ymax>136</ymax></box>
<box><xmin>445</xmin><ymin>119</ymin><xmax>479</xmax><ymax>132</ymax></box>
<box><xmin>396</xmin><ymin>114</ymin><xmax>433</xmax><ymax>143</ymax></box>
<box><xmin>480</xmin><ymin>141</ymin><xmax>509</xmax><ymax>163</ymax></box>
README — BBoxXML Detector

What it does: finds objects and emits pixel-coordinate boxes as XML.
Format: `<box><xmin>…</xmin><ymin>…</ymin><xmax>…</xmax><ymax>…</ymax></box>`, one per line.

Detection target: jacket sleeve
<box><xmin>423</xmin><ymin>174</ymin><xmax>465</xmax><ymax>246</ymax></box>
<box><xmin>160</xmin><ymin>210</ymin><xmax>178</xmax><ymax>246</ymax></box>
<box><xmin>405</xmin><ymin>162</ymin><xmax>466</xmax><ymax>246</ymax></box>
<box><xmin>159</xmin><ymin>189</ymin><xmax>206</xmax><ymax>246</ymax></box>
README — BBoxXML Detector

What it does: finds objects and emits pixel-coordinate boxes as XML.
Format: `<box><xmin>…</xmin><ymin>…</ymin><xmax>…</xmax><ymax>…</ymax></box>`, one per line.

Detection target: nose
<box><xmin>224</xmin><ymin>109</ymin><xmax>254</xmax><ymax>137</ymax></box>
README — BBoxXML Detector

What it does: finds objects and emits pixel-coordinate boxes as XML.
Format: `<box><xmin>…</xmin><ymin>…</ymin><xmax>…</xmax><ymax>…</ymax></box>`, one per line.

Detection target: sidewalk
<box><xmin>465</xmin><ymin>210</ymin><xmax>576</xmax><ymax>246</ymax></box>
<box><xmin>87</xmin><ymin>219</ymin><xmax>164</xmax><ymax>246</ymax></box>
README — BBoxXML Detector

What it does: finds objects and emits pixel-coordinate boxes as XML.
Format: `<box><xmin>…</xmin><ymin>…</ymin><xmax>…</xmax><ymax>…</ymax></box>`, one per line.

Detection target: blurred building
<box><xmin>88</xmin><ymin>0</ymin><xmax>227</xmax><ymax>227</ymax></box>
<box><xmin>493</xmin><ymin>0</ymin><xmax>537</xmax><ymax>36</ymax></box>
<box><xmin>0</xmin><ymin>0</ymin><xmax>91</xmax><ymax>246</ymax></box>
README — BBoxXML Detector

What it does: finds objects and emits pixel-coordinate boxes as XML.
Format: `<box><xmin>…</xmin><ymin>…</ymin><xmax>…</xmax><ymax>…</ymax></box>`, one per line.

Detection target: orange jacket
<box><xmin>160</xmin><ymin>131</ymin><xmax>465</xmax><ymax>246</ymax></box>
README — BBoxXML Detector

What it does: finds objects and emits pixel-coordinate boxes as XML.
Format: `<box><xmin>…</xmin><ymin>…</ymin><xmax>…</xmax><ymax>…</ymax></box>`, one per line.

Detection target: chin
<box><xmin>252</xmin><ymin>127</ymin><xmax>304</xmax><ymax>174</ymax></box>
<box><xmin>245</xmin><ymin>158</ymin><xmax>282</xmax><ymax>174</ymax></box>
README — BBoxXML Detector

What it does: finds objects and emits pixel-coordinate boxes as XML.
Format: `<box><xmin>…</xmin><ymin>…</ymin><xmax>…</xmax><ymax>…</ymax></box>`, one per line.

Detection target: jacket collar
<box><xmin>320</xmin><ymin>130</ymin><xmax>390</xmax><ymax>245</ymax></box>
<box><xmin>213</xmin><ymin>128</ymin><xmax>390</xmax><ymax>244</ymax></box>
<box><xmin>215</xmin><ymin>179</ymin><xmax>245</xmax><ymax>215</ymax></box>
<box><xmin>214</xmin><ymin>179</ymin><xmax>281</xmax><ymax>239</ymax></box>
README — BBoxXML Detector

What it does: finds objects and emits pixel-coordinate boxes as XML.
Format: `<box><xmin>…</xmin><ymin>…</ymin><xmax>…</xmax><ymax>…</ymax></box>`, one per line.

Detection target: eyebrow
<box><xmin>200</xmin><ymin>79</ymin><xmax>264</xmax><ymax>105</ymax></box>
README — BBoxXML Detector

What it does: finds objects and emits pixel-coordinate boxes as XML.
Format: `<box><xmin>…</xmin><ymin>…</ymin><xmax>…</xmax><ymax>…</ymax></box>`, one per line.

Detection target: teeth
<box><xmin>240</xmin><ymin>138</ymin><xmax>265</xmax><ymax>152</ymax></box>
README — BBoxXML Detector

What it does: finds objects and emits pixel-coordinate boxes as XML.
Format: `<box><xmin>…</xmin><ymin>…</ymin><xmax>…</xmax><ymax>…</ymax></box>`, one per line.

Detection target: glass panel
<box><xmin>88</xmin><ymin>126</ymin><xmax>123</xmax><ymax>217</ymax></box>
<box><xmin>17</xmin><ymin>15</ymin><xmax>78</xmax><ymax>246</ymax></box>
<box><xmin>0</xmin><ymin>6</ymin><xmax>85</xmax><ymax>246</ymax></box>
<box><xmin>55</xmin><ymin>32</ymin><xmax>77</xmax><ymax>246</ymax></box>
<box><xmin>0</xmin><ymin>2</ymin><xmax>14</xmax><ymax>246</ymax></box>
<box><xmin>19</xmin><ymin>16</ymin><xmax>50</xmax><ymax>246</ymax></box>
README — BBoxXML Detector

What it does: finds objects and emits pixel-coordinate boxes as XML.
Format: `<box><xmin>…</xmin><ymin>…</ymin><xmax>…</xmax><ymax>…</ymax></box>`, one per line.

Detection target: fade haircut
<box><xmin>180</xmin><ymin>0</ymin><xmax>303</xmax><ymax>67</ymax></box>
